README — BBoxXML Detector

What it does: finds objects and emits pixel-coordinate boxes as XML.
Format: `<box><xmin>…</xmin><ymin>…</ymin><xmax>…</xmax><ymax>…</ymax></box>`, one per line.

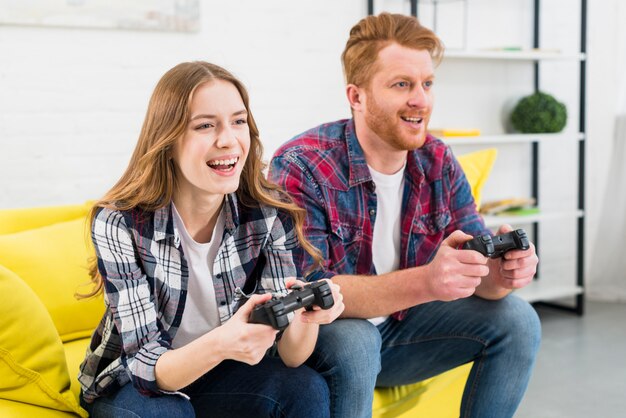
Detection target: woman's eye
<box><xmin>195</xmin><ymin>123</ymin><xmax>213</xmax><ymax>130</ymax></box>
<box><xmin>234</xmin><ymin>119</ymin><xmax>247</xmax><ymax>125</ymax></box>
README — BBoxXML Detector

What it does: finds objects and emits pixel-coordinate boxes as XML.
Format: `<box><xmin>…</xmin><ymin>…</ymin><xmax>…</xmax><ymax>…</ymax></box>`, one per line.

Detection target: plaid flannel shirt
<box><xmin>78</xmin><ymin>193</ymin><xmax>298</xmax><ymax>402</ymax></box>
<box><xmin>268</xmin><ymin>118</ymin><xmax>489</xmax><ymax>320</ymax></box>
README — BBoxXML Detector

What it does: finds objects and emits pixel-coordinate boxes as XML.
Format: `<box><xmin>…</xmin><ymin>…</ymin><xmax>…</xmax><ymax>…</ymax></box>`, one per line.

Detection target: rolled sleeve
<box><xmin>92</xmin><ymin>208</ymin><xmax>172</xmax><ymax>397</ymax></box>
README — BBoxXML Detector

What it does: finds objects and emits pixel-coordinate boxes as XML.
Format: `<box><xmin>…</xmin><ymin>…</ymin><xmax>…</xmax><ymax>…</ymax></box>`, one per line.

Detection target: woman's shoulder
<box><xmin>92</xmin><ymin>205</ymin><xmax>156</xmax><ymax>232</ymax></box>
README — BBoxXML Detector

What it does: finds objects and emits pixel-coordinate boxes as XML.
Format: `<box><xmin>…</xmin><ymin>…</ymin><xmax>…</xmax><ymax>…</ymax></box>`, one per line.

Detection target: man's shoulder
<box><xmin>270</xmin><ymin>119</ymin><xmax>352</xmax><ymax>189</ymax></box>
<box><xmin>274</xmin><ymin>119</ymin><xmax>351</xmax><ymax>159</ymax></box>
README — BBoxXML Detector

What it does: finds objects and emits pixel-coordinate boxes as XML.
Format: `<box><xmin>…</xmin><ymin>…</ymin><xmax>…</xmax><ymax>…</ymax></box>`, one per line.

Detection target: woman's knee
<box><xmin>85</xmin><ymin>385</ymin><xmax>195</xmax><ymax>418</ymax></box>
<box><xmin>289</xmin><ymin>368</ymin><xmax>330</xmax><ymax>417</ymax></box>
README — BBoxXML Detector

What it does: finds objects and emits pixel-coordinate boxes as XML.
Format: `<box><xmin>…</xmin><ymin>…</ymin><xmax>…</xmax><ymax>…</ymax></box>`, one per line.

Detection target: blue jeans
<box><xmin>305</xmin><ymin>294</ymin><xmax>541</xmax><ymax>418</ymax></box>
<box><xmin>81</xmin><ymin>356</ymin><xmax>330</xmax><ymax>418</ymax></box>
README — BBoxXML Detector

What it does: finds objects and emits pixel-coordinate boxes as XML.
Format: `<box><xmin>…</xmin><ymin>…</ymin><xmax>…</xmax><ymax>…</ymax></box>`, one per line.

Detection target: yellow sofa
<box><xmin>0</xmin><ymin>203</ymin><xmax>471</xmax><ymax>418</ymax></box>
<box><xmin>0</xmin><ymin>146</ymin><xmax>495</xmax><ymax>418</ymax></box>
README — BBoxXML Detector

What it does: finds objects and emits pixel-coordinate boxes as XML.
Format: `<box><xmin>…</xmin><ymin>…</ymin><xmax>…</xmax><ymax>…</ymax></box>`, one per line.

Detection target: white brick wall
<box><xmin>0</xmin><ymin>0</ymin><xmax>363</xmax><ymax>208</ymax></box>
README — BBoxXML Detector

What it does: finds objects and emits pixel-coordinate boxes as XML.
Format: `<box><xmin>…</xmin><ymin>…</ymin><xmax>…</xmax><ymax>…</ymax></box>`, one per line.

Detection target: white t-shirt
<box><xmin>367</xmin><ymin>163</ymin><xmax>406</xmax><ymax>326</ymax></box>
<box><xmin>171</xmin><ymin>204</ymin><xmax>224</xmax><ymax>349</ymax></box>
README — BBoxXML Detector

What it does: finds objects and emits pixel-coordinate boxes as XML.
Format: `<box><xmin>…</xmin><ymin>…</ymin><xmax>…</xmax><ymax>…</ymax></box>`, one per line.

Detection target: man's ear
<box><xmin>346</xmin><ymin>84</ymin><xmax>365</xmax><ymax>112</ymax></box>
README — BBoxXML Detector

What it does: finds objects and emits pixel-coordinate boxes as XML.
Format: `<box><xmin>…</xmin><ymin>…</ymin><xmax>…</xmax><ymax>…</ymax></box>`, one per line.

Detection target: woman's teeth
<box><xmin>207</xmin><ymin>157</ymin><xmax>239</xmax><ymax>169</ymax></box>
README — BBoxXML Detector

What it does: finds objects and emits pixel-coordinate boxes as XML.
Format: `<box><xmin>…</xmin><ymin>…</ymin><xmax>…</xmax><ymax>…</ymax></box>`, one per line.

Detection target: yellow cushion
<box><xmin>0</xmin><ymin>264</ymin><xmax>87</xmax><ymax>417</ymax></box>
<box><xmin>63</xmin><ymin>338</ymin><xmax>92</xmax><ymax>401</ymax></box>
<box><xmin>372</xmin><ymin>363</ymin><xmax>471</xmax><ymax>418</ymax></box>
<box><xmin>0</xmin><ymin>399</ymin><xmax>82</xmax><ymax>418</ymax></box>
<box><xmin>0</xmin><ymin>201</ymin><xmax>93</xmax><ymax>235</ymax></box>
<box><xmin>457</xmin><ymin>148</ymin><xmax>498</xmax><ymax>210</ymax></box>
<box><xmin>0</xmin><ymin>217</ymin><xmax>104</xmax><ymax>343</ymax></box>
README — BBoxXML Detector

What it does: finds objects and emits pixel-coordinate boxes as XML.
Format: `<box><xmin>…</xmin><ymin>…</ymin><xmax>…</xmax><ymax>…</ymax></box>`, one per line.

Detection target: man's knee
<box><xmin>313</xmin><ymin>319</ymin><xmax>382</xmax><ymax>376</ymax></box>
<box><xmin>494</xmin><ymin>295</ymin><xmax>542</xmax><ymax>357</ymax></box>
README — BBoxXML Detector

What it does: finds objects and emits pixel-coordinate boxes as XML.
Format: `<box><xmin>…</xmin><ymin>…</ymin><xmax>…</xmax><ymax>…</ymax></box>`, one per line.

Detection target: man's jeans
<box><xmin>305</xmin><ymin>294</ymin><xmax>541</xmax><ymax>418</ymax></box>
<box><xmin>81</xmin><ymin>356</ymin><xmax>330</xmax><ymax>418</ymax></box>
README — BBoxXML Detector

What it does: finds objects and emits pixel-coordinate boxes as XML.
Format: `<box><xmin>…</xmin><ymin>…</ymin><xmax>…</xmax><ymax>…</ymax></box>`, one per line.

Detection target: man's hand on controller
<box><xmin>425</xmin><ymin>230</ymin><xmax>490</xmax><ymax>301</ymax></box>
<box><xmin>286</xmin><ymin>279</ymin><xmax>345</xmax><ymax>325</ymax></box>
<box><xmin>487</xmin><ymin>224</ymin><xmax>538</xmax><ymax>290</ymax></box>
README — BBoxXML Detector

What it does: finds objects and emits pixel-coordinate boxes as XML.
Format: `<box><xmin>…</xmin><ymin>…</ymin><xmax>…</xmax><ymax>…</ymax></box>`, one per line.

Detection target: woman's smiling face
<box><xmin>172</xmin><ymin>79</ymin><xmax>251</xmax><ymax>198</ymax></box>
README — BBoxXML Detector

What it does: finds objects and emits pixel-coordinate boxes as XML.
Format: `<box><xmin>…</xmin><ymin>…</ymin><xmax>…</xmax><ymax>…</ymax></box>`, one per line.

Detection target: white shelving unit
<box><xmin>445</xmin><ymin>49</ymin><xmax>586</xmax><ymax>61</ymax></box>
<box><xmin>482</xmin><ymin>210</ymin><xmax>584</xmax><ymax>230</ymax></box>
<box><xmin>443</xmin><ymin>132</ymin><xmax>585</xmax><ymax>145</ymax></box>
<box><xmin>369</xmin><ymin>0</ymin><xmax>587</xmax><ymax>313</ymax></box>
<box><xmin>440</xmin><ymin>1</ymin><xmax>587</xmax><ymax>314</ymax></box>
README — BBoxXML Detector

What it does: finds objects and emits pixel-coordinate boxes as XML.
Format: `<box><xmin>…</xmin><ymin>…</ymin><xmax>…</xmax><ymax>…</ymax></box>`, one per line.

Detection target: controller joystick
<box><xmin>462</xmin><ymin>229</ymin><xmax>530</xmax><ymax>258</ymax></box>
<box><xmin>249</xmin><ymin>281</ymin><xmax>335</xmax><ymax>330</ymax></box>
<box><xmin>461</xmin><ymin>234</ymin><xmax>495</xmax><ymax>257</ymax></box>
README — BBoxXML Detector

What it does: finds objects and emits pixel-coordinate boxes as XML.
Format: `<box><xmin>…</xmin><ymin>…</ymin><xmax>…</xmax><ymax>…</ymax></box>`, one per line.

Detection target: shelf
<box><xmin>445</xmin><ymin>49</ymin><xmax>586</xmax><ymax>61</ymax></box>
<box><xmin>515</xmin><ymin>280</ymin><xmax>583</xmax><ymax>303</ymax></box>
<box><xmin>482</xmin><ymin>210</ymin><xmax>584</xmax><ymax>228</ymax></box>
<box><xmin>443</xmin><ymin>132</ymin><xmax>585</xmax><ymax>145</ymax></box>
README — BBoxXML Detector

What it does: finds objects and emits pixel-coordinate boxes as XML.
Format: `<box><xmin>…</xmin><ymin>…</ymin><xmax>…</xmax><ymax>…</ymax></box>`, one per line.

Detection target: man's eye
<box><xmin>395</xmin><ymin>81</ymin><xmax>410</xmax><ymax>88</ymax></box>
<box><xmin>424</xmin><ymin>80</ymin><xmax>434</xmax><ymax>88</ymax></box>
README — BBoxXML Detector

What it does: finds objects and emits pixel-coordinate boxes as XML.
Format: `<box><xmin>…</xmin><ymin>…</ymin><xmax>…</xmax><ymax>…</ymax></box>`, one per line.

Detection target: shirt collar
<box><xmin>223</xmin><ymin>193</ymin><xmax>239</xmax><ymax>232</ymax></box>
<box><xmin>153</xmin><ymin>205</ymin><xmax>175</xmax><ymax>242</ymax></box>
<box><xmin>345</xmin><ymin>119</ymin><xmax>373</xmax><ymax>187</ymax></box>
<box><xmin>152</xmin><ymin>192</ymin><xmax>240</xmax><ymax>242</ymax></box>
<box><xmin>345</xmin><ymin>118</ymin><xmax>428</xmax><ymax>187</ymax></box>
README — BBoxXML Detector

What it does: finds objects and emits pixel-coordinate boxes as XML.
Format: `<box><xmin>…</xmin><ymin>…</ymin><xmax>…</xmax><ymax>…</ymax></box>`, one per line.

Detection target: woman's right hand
<box><xmin>215</xmin><ymin>293</ymin><xmax>279</xmax><ymax>365</ymax></box>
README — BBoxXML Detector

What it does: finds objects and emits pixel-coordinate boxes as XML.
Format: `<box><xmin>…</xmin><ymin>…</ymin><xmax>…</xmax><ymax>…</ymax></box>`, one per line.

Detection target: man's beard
<box><xmin>364</xmin><ymin>94</ymin><xmax>427</xmax><ymax>151</ymax></box>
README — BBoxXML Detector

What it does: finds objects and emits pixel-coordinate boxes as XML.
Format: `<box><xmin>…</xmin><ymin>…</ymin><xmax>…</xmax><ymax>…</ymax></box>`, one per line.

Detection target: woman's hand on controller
<box><xmin>215</xmin><ymin>293</ymin><xmax>278</xmax><ymax>365</ymax></box>
<box><xmin>286</xmin><ymin>279</ymin><xmax>345</xmax><ymax>325</ymax></box>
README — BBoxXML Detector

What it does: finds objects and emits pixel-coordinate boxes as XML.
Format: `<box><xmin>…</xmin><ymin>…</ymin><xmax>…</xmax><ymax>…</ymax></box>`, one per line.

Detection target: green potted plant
<box><xmin>510</xmin><ymin>91</ymin><xmax>567</xmax><ymax>133</ymax></box>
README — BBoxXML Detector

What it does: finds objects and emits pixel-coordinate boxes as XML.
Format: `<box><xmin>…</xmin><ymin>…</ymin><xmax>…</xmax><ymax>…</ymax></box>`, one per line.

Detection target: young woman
<box><xmin>78</xmin><ymin>61</ymin><xmax>344</xmax><ymax>418</ymax></box>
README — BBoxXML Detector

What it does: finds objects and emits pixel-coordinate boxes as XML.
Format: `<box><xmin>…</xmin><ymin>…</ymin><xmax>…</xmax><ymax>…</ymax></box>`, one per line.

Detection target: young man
<box><xmin>269</xmin><ymin>13</ymin><xmax>541</xmax><ymax>418</ymax></box>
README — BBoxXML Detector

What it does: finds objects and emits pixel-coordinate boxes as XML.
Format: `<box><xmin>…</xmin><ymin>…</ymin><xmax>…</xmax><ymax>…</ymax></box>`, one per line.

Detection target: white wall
<box><xmin>0</xmin><ymin>0</ymin><xmax>362</xmax><ymax>207</ymax></box>
<box><xmin>0</xmin><ymin>0</ymin><xmax>623</xmax><ymax>298</ymax></box>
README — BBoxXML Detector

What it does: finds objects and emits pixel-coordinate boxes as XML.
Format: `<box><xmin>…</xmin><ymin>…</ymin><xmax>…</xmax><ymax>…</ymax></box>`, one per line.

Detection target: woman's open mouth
<box><xmin>206</xmin><ymin>156</ymin><xmax>239</xmax><ymax>172</ymax></box>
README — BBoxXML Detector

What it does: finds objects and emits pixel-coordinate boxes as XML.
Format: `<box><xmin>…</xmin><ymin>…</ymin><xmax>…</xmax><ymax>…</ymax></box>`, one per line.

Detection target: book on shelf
<box><xmin>479</xmin><ymin>46</ymin><xmax>562</xmax><ymax>53</ymax></box>
<box><xmin>479</xmin><ymin>197</ymin><xmax>537</xmax><ymax>216</ymax></box>
<box><xmin>429</xmin><ymin>128</ymin><xmax>481</xmax><ymax>137</ymax></box>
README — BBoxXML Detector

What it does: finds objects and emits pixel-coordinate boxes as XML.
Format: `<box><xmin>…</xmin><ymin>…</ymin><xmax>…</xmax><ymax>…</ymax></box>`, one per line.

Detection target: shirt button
<box><xmin>369</xmin><ymin>209</ymin><xmax>376</xmax><ymax>216</ymax></box>
<box><xmin>220</xmin><ymin>301</ymin><xmax>226</xmax><ymax>306</ymax></box>
<box><xmin>215</xmin><ymin>273</ymin><xmax>222</xmax><ymax>278</ymax></box>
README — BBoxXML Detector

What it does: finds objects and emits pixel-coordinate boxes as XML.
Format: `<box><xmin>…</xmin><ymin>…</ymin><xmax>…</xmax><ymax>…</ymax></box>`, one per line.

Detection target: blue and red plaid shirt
<box><xmin>268</xmin><ymin>119</ymin><xmax>489</xmax><ymax>319</ymax></box>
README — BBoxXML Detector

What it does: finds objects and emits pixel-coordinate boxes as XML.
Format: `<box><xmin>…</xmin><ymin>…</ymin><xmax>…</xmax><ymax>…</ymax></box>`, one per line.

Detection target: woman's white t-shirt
<box><xmin>171</xmin><ymin>204</ymin><xmax>225</xmax><ymax>349</ymax></box>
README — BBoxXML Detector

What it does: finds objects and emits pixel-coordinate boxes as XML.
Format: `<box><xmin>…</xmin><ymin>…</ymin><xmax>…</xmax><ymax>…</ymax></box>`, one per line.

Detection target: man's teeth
<box><xmin>207</xmin><ymin>157</ymin><xmax>238</xmax><ymax>167</ymax></box>
<box><xmin>402</xmin><ymin>116</ymin><xmax>423</xmax><ymax>123</ymax></box>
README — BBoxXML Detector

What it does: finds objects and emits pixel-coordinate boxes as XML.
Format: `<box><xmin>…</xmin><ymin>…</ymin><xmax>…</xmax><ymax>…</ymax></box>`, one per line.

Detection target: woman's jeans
<box><xmin>305</xmin><ymin>294</ymin><xmax>541</xmax><ymax>418</ymax></box>
<box><xmin>80</xmin><ymin>355</ymin><xmax>330</xmax><ymax>418</ymax></box>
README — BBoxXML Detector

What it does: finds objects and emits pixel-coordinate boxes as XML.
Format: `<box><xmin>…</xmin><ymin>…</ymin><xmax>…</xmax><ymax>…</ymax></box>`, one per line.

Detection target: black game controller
<box><xmin>462</xmin><ymin>229</ymin><xmax>530</xmax><ymax>258</ymax></box>
<box><xmin>249</xmin><ymin>281</ymin><xmax>335</xmax><ymax>330</ymax></box>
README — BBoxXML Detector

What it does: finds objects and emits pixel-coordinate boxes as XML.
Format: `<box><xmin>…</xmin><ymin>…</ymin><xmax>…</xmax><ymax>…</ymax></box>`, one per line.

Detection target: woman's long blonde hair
<box><xmin>82</xmin><ymin>61</ymin><xmax>322</xmax><ymax>297</ymax></box>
